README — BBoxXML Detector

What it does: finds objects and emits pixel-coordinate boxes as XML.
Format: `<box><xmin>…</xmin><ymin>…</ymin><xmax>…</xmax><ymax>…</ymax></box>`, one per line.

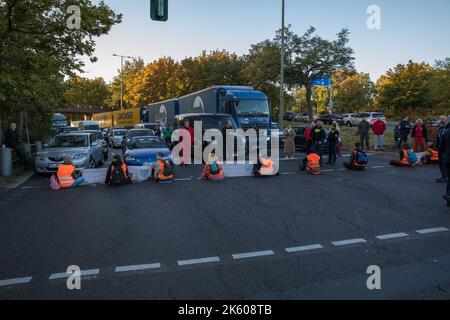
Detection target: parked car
<box><xmin>317</xmin><ymin>114</ymin><xmax>344</xmax><ymax>126</ymax></box>
<box><xmin>124</xmin><ymin>136</ymin><xmax>173</xmax><ymax>167</ymax></box>
<box><xmin>295</xmin><ymin>113</ymin><xmax>317</xmax><ymax>123</ymax></box>
<box><xmin>122</xmin><ymin>129</ymin><xmax>154</xmax><ymax>153</ymax></box>
<box><xmin>271</xmin><ymin>122</ymin><xmax>285</xmax><ymax>145</ymax></box>
<box><xmin>134</xmin><ymin>123</ymin><xmax>160</xmax><ymax>134</ymax></box>
<box><xmin>343</xmin><ymin>114</ymin><xmax>357</xmax><ymax>127</ymax></box>
<box><xmin>109</xmin><ymin>129</ymin><xmax>128</xmax><ymax>149</ymax></box>
<box><xmin>353</xmin><ymin>112</ymin><xmax>387</xmax><ymax>126</ymax></box>
<box><xmin>35</xmin><ymin>133</ymin><xmax>103</xmax><ymax>174</ymax></box>
<box><xmin>83</xmin><ymin>130</ymin><xmax>108</xmax><ymax>160</ymax></box>
<box><xmin>292</xmin><ymin>126</ymin><xmax>329</xmax><ymax>153</ymax></box>
<box><xmin>284</xmin><ymin>112</ymin><xmax>298</xmax><ymax>122</ymax></box>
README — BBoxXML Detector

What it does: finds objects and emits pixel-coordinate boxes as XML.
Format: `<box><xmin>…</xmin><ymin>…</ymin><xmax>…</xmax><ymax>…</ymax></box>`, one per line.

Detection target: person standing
<box><xmin>222</xmin><ymin>120</ymin><xmax>234</xmax><ymax>162</ymax></box>
<box><xmin>284</xmin><ymin>124</ymin><xmax>296</xmax><ymax>159</ymax></box>
<box><xmin>436</xmin><ymin>116</ymin><xmax>449</xmax><ymax>183</ymax></box>
<box><xmin>304</xmin><ymin>122</ymin><xmax>314</xmax><ymax>155</ymax></box>
<box><xmin>311</xmin><ymin>121</ymin><xmax>326</xmax><ymax>164</ymax></box>
<box><xmin>399</xmin><ymin>117</ymin><xmax>412</xmax><ymax>144</ymax></box>
<box><xmin>412</xmin><ymin>119</ymin><xmax>428</xmax><ymax>152</ymax></box>
<box><xmin>180</xmin><ymin>121</ymin><xmax>194</xmax><ymax>166</ymax></box>
<box><xmin>327</xmin><ymin>122</ymin><xmax>339</xmax><ymax>165</ymax></box>
<box><xmin>358</xmin><ymin>117</ymin><xmax>370</xmax><ymax>151</ymax></box>
<box><xmin>4</xmin><ymin>122</ymin><xmax>23</xmax><ymax>164</ymax></box>
<box><xmin>372</xmin><ymin>118</ymin><xmax>387</xmax><ymax>151</ymax></box>
<box><xmin>163</xmin><ymin>127</ymin><xmax>173</xmax><ymax>148</ymax></box>
<box><xmin>440</xmin><ymin>116</ymin><xmax>450</xmax><ymax>207</ymax></box>
<box><xmin>394</xmin><ymin>125</ymin><xmax>402</xmax><ymax>152</ymax></box>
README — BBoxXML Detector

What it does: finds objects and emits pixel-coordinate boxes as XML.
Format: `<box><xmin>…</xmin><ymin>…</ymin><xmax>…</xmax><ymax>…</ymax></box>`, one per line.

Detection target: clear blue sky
<box><xmin>83</xmin><ymin>0</ymin><xmax>450</xmax><ymax>82</ymax></box>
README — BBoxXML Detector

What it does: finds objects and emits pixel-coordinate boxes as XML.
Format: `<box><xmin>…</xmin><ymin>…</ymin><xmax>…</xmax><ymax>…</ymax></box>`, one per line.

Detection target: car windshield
<box><xmin>373</xmin><ymin>113</ymin><xmax>385</xmax><ymax>118</ymax></box>
<box><xmin>235</xmin><ymin>100</ymin><xmax>270</xmax><ymax>117</ymax></box>
<box><xmin>128</xmin><ymin>137</ymin><xmax>166</xmax><ymax>149</ymax></box>
<box><xmin>128</xmin><ymin>130</ymin><xmax>152</xmax><ymax>139</ymax></box>
<box><xmin>49</xmin><ymin>136</ymin><xmax>88</xmax><ymax>148</ymax></box>
<box><xmin>114</xmin><ymin>131</ymin><xmax>127</xmax><ymax>137</ymax></box>
<box><xmin>191</xmin><ymin>116</ymin><xmax>237</xmax><ymax>130</ymax></box>
<box><xmin>84</xmin><ymin>125</ymin><xmax>100</xmax><ymax>131</ymax></box>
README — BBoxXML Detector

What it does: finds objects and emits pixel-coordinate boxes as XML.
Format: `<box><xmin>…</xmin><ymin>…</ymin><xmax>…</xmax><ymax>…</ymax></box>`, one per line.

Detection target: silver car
<box><xmin>109</xmin><ymin>129</ymin><xmax>128</xmax><ymax>148</ymax></box>
<box><xmin>34</xmin><ymin>133</ymin><xmax>104</xmax><ymax>174</ymax></box>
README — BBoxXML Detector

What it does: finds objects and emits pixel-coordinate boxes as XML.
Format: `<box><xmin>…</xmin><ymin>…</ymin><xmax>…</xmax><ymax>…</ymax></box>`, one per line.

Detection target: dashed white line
<box><xmin>321</xmin><ymin>169</ymin><xmax>335</xmax><ymax>173</ymax></box>
<box><xmin>232</xmin><ymin>250</ymin><xmax>274</xmax><ymax>260</ymax></box>
<box><xmin>115</xmin><ymin>263</ymin><xmax>161</xmax><ymax>273</ymax></box>
<box><xmin>416</xmin><ymin>227</ymin><xmax>449</xmax><ymax>235</ymax></box>
<box><xmin>0</xmin><ymin>277</ymin><xmax>32</xmax><ymax>287</ymax></box>
<box><xmin>178</xmin><ymin>257</ymin><xmax>221</xmax><ymax>266</ymax></box>
<box><xmin>372</xmin><ymin>166</ymin><xmax>385</xmax><ymax>169</ymax></box>
<box><xmin>332</xmin><ymin>238</ymin><xmax>367</xmax><ymax>247</ymax></box>
<box><xmin>174</xmin><ymin>178</ymin><xmax>193</xmax><ymax>182</ymax></box>
<box><xmin>285</xmin><ymin>244</ymin><xmax>323</xmax><ymax>253</ymax></box>
<box><xmin>376</xmin><ymin>232</ymin><xmax>409</xmax><ymax>240</ymax></box>
<box><xmin>281</xmin><ymin>172</ymin><xmax>297</xmax><ymax>175</ymax></box>
<box><xmin>49</xmin><ymin>269</ymin><xmax>100</xmax><ymax>280</ymax></box>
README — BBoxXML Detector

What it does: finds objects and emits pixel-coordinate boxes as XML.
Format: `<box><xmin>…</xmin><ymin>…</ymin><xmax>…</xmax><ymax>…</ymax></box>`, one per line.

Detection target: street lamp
<box><xmin>280</xmin><ymin>0</ymin><xmax>285</xmax><ymax>129</ymax></box>
<box><xmin>113</xmin><ymin>54</ymin><xmax>132</xmax><ymax>110</ymax></box>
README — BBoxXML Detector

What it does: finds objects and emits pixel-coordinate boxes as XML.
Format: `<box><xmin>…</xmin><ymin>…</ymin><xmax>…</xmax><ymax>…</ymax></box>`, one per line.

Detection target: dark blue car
<box><xmin>124</xmin><ymin>136</ymin><xmax>173</xmax><ymax>167</ymax></box>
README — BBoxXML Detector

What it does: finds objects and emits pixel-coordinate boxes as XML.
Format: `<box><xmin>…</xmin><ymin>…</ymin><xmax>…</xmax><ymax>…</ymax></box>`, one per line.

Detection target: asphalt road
<box><xmin>0</xmin><ymin>151</ymin><xmax>449</xmax><ymax>300</ymax></box>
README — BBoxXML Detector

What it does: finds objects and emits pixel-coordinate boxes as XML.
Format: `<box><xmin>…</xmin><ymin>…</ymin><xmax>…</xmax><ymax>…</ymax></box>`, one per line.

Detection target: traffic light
<box><xmin>150</xmin><ymin>0</ymin><xmax>168</xmax><ymax>22</ymax></box>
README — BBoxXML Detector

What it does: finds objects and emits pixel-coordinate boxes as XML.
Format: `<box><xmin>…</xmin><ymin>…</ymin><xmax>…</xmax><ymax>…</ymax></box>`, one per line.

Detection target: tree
<box><xmin>333</xmin><ymin>72</ymin><xmax>374</xmax><ymax>113</ymax></box>
<box><xmin>65</xmin><ymin>76</ymin><xmax>111</xmax><ymax>111</ymax></box>
<box><xmin>375</xmin><ymin>61</ymin><xmax>433</xmax><ymax>117</ymax></box>
<box><xmin>277</xmin><ymin>26</ymin><xmax>355</xmax><ymax>121</ymax></box>
<box><xmin>428</xmin><ymin>58</ymin><xmax>450</xmax><ymax>115</ymax></box>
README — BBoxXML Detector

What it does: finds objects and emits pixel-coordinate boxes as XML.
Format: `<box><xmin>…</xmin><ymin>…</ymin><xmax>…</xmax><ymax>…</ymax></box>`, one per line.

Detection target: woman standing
<box><xmin>412</xmin><ymin>119</ymin><xmax>428</xmax><ymax>152</ymax></box>
<box><xmin>284</xmin><ymin>124</ymin><xmax>296</xmax><ymax>159</ymax></box>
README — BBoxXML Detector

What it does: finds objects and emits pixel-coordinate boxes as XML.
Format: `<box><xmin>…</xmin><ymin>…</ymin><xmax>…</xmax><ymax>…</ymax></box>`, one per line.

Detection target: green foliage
<box><xmin>333</xmin><ymin>72</ymin><xmax>375</xmax><ymax>113</ymax></box>
<box><xmin>65</xmin><ymin>76</ymin><xmax>110</xmax><ymax>110</ymax></box>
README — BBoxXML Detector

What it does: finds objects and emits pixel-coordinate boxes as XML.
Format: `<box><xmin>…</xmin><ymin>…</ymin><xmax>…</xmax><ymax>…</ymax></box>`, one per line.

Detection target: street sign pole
<box><xmin>280</xmin><ymin>0</ymin><xmax>285</xmax><ymax>129</ymax></box>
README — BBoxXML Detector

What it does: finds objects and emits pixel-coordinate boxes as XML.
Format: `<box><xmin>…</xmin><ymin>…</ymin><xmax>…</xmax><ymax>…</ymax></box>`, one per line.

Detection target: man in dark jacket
<box><xmin>358</xmin><ymin>118</ymin><xmax>370</xmax><ymax>151</ymax></box>
<box><xmin>436</xmin><ymin>116</ymin><xmax>448</xmax><ymax>183</ymax></box>
<box><xmin>440</xmin><ymin>117</ymin><xmax>450</xmax><ymax>207</ymax></box>
<box><xmin>4</xmin><ymin>122</ymin><xmax>24</xmax><ymax>164</ymax></box>
<box><xmin>399</xmin><ymin>118</ymin><xmax>412</xmax><ymax>143</ymax></box>
<box><xmin>311</xmin><ymin>121</ymin><xmax>326</xmax><ymax>164</ymax></box>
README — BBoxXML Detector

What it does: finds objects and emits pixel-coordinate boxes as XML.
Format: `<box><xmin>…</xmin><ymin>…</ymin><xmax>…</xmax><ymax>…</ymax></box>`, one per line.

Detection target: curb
<box><xmin>1</xmin><ymin>171</ymin><xmax>35</xmax><ymax>190</ymax></box>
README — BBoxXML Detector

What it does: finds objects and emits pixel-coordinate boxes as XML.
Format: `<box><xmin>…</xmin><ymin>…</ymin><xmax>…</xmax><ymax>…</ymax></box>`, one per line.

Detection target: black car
<box><xmin>284</xmin><ymin>112</ymin><xmax>298</xmax><ymax>122</ymax></box>
<box><xmin>317</xmin><ymin>113</ymin><xmax>344</xmax><ymax>126</ymax></box>
<box><xmin>293</xmin><ymin>126</ymin><xmax>329</xmax><ymax>153</ymax></box>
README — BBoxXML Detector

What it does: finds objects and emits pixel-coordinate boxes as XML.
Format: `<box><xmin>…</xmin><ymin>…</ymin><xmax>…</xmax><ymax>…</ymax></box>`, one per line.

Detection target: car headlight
<box><xmin>72</xmin><ymin>153</ymin><xmax>88</xmax><ymax>160</ymax></box>
<box><xmin>125</xmin><ymin>156</ymin><xmax>136</xmax><ymax>162</ymax></box>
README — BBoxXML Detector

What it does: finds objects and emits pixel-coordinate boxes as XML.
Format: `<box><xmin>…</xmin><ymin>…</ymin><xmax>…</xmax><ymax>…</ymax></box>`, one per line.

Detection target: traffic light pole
<box><xmin>280</xmin><ymin>0</ymin><xmax>285</xmax><ymax>129</ymax></box>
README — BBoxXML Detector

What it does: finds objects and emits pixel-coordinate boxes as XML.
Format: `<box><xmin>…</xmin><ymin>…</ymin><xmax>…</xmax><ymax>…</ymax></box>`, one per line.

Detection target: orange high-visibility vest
<box><xmin>307</xmin><ymin>153</ymin><xmax>321</xmax><ymax>175</ymax></box>
<box><xmin>157</xmin><ymin>160</ymin><xmax>174</xmax><ymax>181</ymax></box>
<box><xmin>110</xmin><ymin>163</ymin><xmax>128</xmax><ymax>180</ymax></box>
<box><xmin>401</xmin><ymin>149</ymin><xmax>412</xmax><ymax>165</ymax></box>
<box><xmin>57</xmin><ymin>164</ymin><xmax>76</xmax><ymax>188</ymax></box>
<box><xmin>258</xmin><ymin>157</ymin><xmax>274</xmax><ymax>176</ymax></box>
<box><xmin>430</xmin><ymin>149</ymin><xmax>439</xmax><ymax>161</ymax></box>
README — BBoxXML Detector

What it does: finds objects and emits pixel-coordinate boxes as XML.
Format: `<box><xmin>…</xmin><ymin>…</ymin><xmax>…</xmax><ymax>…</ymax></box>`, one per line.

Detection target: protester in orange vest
<box><xmin>56</xmin><ymin>156</ymin><xmax>85</xmax><ymax>189</ymax></box>
<box><xmin>299</xmin><ymin>147</ymin><xmax>321</xmax><ymax>175</ymax></box>
<box><xmin>200</xmin><ymin>153</ymin><xmax>225</xmax><ymax>181</ymax></box>
<box><xmin>153</xmin><ymin>153</ymin><xmax>174</xmax><ymax>183</ymax></box>
<box><xmin>389</xmin><ymin>143</ymin><xmax>417</xmax><ymax>167</ymax></box>
<box><xmin>253</xmin><ymin>156</ymin><xmax>276</xmax><ymax>177</ymax></box>
<box><xmin>105</xmin><ymin>155</ymin><xmax>131</xmax><ymax>186</ymax></box>
<box><xmin>421</xmin><ymin>142</ymin><xmax>440</xmax><ymax>165</ymax></box>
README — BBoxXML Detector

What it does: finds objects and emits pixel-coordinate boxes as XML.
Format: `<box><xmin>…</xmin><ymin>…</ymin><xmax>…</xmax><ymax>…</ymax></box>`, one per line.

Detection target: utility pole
<box><xmin>113</xmin><ymin>54</ymin><xmax>132</xmax><ymax>110</ymax></box>
<box><xmin>280</xmin><ymin>0</ymin><xmax>285</xmax><ymax>129</ymax></box>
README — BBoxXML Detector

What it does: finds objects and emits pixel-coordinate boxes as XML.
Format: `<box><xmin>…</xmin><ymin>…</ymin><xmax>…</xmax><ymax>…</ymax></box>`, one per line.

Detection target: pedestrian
<box><xmin>412</xmin><ymin>119</ymin><xmax>428</xmax><ymax>152</ymax></box>
<box><xmin>311</xmin><ymin>121</ymin><xmax>326</xmax><ymax>164</ymax></box>
<box><xmin>389</xmin><ymin>143</ymin><xmax>417</xmax><ymax>167</ymax></box>
<box><xmin>372</xmin><ymin>117</ymin><xmax>387</xmax><ymax>151</ymax></box>
<box><xmin>180</xmin><ymin>120</ymin><xmax>194</xmax><ymax>166</ymax></box>
<box><xmin>334</xmin><ymin>121</ymin><xmax>343</xmax><ymax>157</ymax></box>
<box><xmin>344</xmin><ymin>142</ymin><xmax>368</xmax><ymax>171</ymax></box>
<box><xmin>154</xmin><ymin>124</ymin><xmax>162</xmax><ymax>138</ymax></box>
<box><xmin>358</xmin><ymin>117</ymin><xmax>370</xmax><ymax>151</ymax></box>
<box><xmin>327</xmin><ymin>122</ymin><xmax>339</xmax><ymax>165</ymax></box>
<box><xmin>394</xmin><ymin>125</ymin><xmax>402</xmax><ymax>152</ymax></box>
<box><xmin>436</xmin><ymin>116</ymin><xmax>449</xmax><ymax>183</ymax></box>
<box><xmin>162</xmin><ymin>126</ymin><xmax>173</xmax><ymax>148</ymax></box>
<box><xmin>284</xmin><ymin>124</ymin><xmax>295</xmax><ymax>159</ymax></box>
<box><xmin>105</xmin><ymin>155</ymin><xmax>132</xmax><ymax>186</ymax></box>
<box><xmin>4</xmin><ymin>122</ymin><xmax>24</xmax><ymax>164</ymax></box>
<box><xmin>440</xmin><ymin>116</ymin><xmax>450</xmax><ymax>207</ymax></box>
<box><xmin>222</xmin><ymin>120</ymin><xmax>234</xmax><ymax>162</ymax></box>
<box><xmin>399</xmin><ymin>117</ymin><xmax>411</xmax><ymax>144</ymax></box>
<box><xmin>56</xmin><ymin>156</ymin><xmax>85</xmax><ymax>189</ymax></box>
<box><xmin>304</xmin><ymin>122</ymin><xmax>314</xmax><ymax>155</ymax></box>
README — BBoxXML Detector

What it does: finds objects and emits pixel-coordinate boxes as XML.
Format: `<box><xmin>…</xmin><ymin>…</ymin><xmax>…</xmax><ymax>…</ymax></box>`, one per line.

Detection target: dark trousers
<box><xmin>360</xmin><ymin>134</ymin><xmax>369</xmax><ymax>151</ymax></box>
<box><xmin>439</xmin><ymin>152</ymin><xmax>448</xmax><ymax>179</ymax></box>
<box><xmin>328</xmin><ymin>143</ymin><xmax>337</xmax><ymax>164</ymax></box>
<box><xmin>446</xmin><ymin>163</ymin><xmax>450</xmax><ymax>197</ymax></box>
<box><xmin>344</xmin><ymin>162</ymin><xmax>366</xmax><ymax>171</ymax></box>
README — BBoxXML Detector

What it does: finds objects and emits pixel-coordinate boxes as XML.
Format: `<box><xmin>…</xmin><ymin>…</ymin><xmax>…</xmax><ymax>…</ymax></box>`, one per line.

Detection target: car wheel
<box><xmin>89</xmin><ymin>157</ymin><xmax>96</xmax><ymax>169</ymax></box>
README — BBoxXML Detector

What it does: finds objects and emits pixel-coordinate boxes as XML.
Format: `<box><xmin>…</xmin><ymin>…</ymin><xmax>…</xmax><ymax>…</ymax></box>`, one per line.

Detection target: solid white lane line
<box><xmin>332</xmin><ymin>238</ymin><xmax>367</xmax><ymax>247</ymax></box>
<box><xmin>0</xmin><ymin>277</ymin><xmax>32</xmax><ymax>287</ymax></box>
<box><xmin>416</xmin><ymin>227</ymin><xmax>449</xmax><ymax>235</ymax></box>
<box><xmin>376</xmin><ymin>232</ymin><xmax>409</xmax><ymax>240</ymax></box>
<box><xmin>321</xmin><ymin>169</ymin><xmax>335</xmax><ymax>172</ymax></box>
<box><xmin>232</xmin><ymin>250</ymin><xmax>274</xmax><ymax>260</ymax></box>
<box><xmin>178</xmin><ymin>257</ymin><xmax>221</xmax><ymax>266</ymax></box>
<box><xmin>49</xmin><ymin>269</ymin><xmax>100</xmax><ymax>280</ymax></box>
<box><xmin>174</xmin><ymin>178</ymin><xmax>193</xmax><ymax>181</ymax></box>
<box><xmin>281</xmin><ymin>172</ymin><xmax>297</xmax><ymax>175</ymax></box>
<box><xmin>285</xmin><ymin>244</ymin><xmax>323</xmax><ymax>253</ymax></box>
<box><xmin>372</xmin><ymin>166</ymin><xmax>385</xmax><ymax>169</ymax></box>
<box><xmin>115</xmin><ymin>263</ymin><xmax>161</xmax><ymax>273</ymax></box>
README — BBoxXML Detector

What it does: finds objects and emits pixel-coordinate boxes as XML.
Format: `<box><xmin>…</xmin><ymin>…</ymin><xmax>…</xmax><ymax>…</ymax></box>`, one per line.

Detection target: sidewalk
<box><xmin>0</xmin><ymin>164</ymin><xmax>34</xmax><ymax>192</ymax></box>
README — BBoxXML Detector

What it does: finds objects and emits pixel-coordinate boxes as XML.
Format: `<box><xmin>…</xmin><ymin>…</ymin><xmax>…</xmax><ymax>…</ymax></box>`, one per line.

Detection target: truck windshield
<box><xmin>235</xmin><ymin>100</ymin><xmax>270</xmax><ymax>117</ymax></box>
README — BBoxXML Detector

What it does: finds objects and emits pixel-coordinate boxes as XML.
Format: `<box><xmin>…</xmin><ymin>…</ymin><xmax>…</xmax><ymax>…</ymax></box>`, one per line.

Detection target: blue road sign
<box><xmin>312</xmin><ymin>76</ymin><xmax>331</xmax><ymax>87</ymax></box>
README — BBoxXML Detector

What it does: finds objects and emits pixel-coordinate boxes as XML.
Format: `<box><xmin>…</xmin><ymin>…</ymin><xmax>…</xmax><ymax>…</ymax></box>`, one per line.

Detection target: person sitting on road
<box><xmin>200</xmin><ymin>152</ymin><xmax>224</xmax><ymax>182</ymax></box>
<box><xmin>389</xmin><ymin>143</ymin><xmax>418</xmax><ymax>167</ymax></box>
<box><xmin>421</xmin><ymin>142</ymin><xmax>440</xmax><ymax>165</ymax></box>
<box><xmin>56</xmin><ymin>156</ymin><xmax>85</xmax><ymax>189</ymax></box>
<box><xmin>153</xmin><ymin>153</ymin><xmax>174</xmax><ymax>183</ymax></box>
<box><xmin>299</xmin><ymin>147</ymin><xmax>321</xmax><ymax>175</ymax></box>
<box><xmin>105</xmin><ymin>155</ymin><xmax>132</xmax><ymax>186</ymax></box>
<box><xmin>253</xmin><ymin>156</ymin><xmax>276</xmax><ymax>177</ymax></box>
<box><xmin>344</xmin><ymin>142</ymin><xmax>368</xmax><ymax>171</ymax></box>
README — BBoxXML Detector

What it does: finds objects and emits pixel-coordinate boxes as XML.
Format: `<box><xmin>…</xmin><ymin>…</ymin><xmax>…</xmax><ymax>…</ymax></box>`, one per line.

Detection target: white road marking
<box><xmin>372</xmin><ymin>166</ymin><xmax>385</xmax><ymax>169</ymax></box>
<box><xmin>321</xmin><ymin>169</ymin><xmax>335</xmax><ymax>172</ymax></box>
<box><xmin>178</xmin><ymin>257</ymin><xmax>220</xmax><ymax>266</ymax></box>
<box><xmin>376</xmin><ymin>232</ymin><xmax>409</xmax><ymax>240</ymax></box>
<box><xmin>115</xmin><ymin>263</ymin><xmax>161</xmax><ymax>273</ymax></box>
<box><xmin>416</xmin><ymin>227</ymin><xmax>449</xmax><ymax>235</ymax></box>
<box><xmin>332</xmin><ymin>238</ymin><xmax>367</xmax><ymax>247</ymax></box>
<box><xmin>285</xmin><ymin>244</ymin><xmax>323</xmax><ymax>253</ymax></box>
<box><xmin>49</xmin><ymin>269</ymin><xmax>100</xmax><ymax>280</ymax></box>
<box><xmin>174</xmin><ymin>178</ymin><xmax>193</xmax><ymax>182</ymax></box>
<box><xmin>21</xmin><ymin>186</ymin><xmax>43</xmax><ymax>189</ymax></box>
<box><xmin>281</xmin><ymin>172</ymin><xmax>297</xmax><ymax>175</ymax></box>
<box><xmin>232</xmin><ymin>250</ymin><xmax>274</xmax><ymax>260</ymax></box>
<box><xmin>0</xmin><ymin>277</ymin><xmax>32</xmax><ymax>287</ymax></box>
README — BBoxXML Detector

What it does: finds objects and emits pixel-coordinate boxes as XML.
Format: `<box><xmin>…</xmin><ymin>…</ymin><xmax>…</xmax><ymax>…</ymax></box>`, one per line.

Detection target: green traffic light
<box><xmin>150</xmin><ymin>0</ymin><xmax>168</xmax><ymax>22</ymax></box>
